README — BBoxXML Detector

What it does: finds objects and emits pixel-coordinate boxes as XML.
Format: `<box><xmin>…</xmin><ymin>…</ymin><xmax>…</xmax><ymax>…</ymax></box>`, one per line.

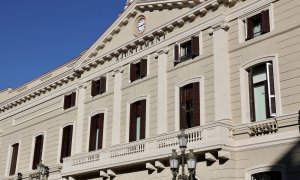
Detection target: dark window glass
<box><xmin>251</xmin><ymin>171</ymin><xmax>282</xmax><ymax>180</ymax></box>
<box><xmin>63</xmin><ymin>92</ymin><xmax>76</xmax><ymax>109</ymax></box>
<box><xmin>60</xmin><ymin>125</ymin><xmax>73</xmax><ymax>163</ymax></box>
<box><xmin>129</xmin><ymin>100</ymin><xmax>146</xmax><ymax>142</ymax></box>
<box><xmin>246</xmin><ymin>10</ymin><xmax>270</xmax><ymax>41</ymax></box>
<box><xmin>9</xmin><ymin>143</ymin><xmax>19</xmax><ymax>176</ymax></box>
<box><xmin>89</xmin><ymin>114</ymin><xmax>104</xmax><ymax>151</ymax></box>
<box><xmin>32</xmin><ymin>135</ymin><xmax>44</xmax><ymax>169</ymax></box>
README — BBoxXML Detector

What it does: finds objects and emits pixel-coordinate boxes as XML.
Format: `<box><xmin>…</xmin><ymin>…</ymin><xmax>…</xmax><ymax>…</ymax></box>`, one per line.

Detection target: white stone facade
<box><xmin>0</xmin><ymin>0</ymin><xmax>300</xmax><ymax>179</ymax></box>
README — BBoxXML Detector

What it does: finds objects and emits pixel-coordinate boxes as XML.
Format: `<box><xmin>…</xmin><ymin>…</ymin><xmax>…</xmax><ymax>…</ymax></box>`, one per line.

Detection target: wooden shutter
<box><xmin>180</xmin><ymin>87</ymin><xmax>187</xmax><ymax>130</ymax></box>
<box><xmin>32</xmin><ymin>135</ymin><xmax>44</xmax><ymax>169</ymax></box>
<box><xmin>246</xmin><ymin>18</ymin><xmax>254</xmax><ymax>40</ymax></box>
<box><xmin>266</xmin><ymin>63</ymin><xmax>276</xmax><ymax>117</ymax></box>
<box><xmin>174</xmin><ymin>43</ymin><xmax>181</xmax><ymax>63</ymax></box>
<box><xmin>99</xmin><ymin>77</ymin><xmax>106</xmax><ymax>94</ymax></box>
<box><xmin>60</xmin><ymin>125</ymin><xmax>73</xmax><ymax>162</ymax></box>
<box><xmin>89</xmin><ymin>115</ymin><xmax>97</xmax><ymax>151</ymax></box>
<box><xmin>261</xmin><ymin>10</ymin><xmax>270</xmax><ymax>34</ymax></box>
<box><xmin>130</xmin><ymin>64</ymin><xmax>136</xmax><ymax>82</ymax></box>
<box><xmin>140</xmin><ymin>100</ymin><xmax>146</xmax><ymax>140</ymax></box>
<box><xmin>98</xmin><ymin>114</ymin><xmax>104</xmax><ymax>149</ymax></box>
<box><xmin>63</xmin><ymin>95</ymin><xmax>68</xmax><ymax>109</ymax></box>
<box><xmin>9</xmin><ymin>143</ymin><xmax>19</xmax><ymax>176</ymax></box>
<box><xmin>91</xmin><ymin>80</ymin><xmax>98</xmax><ymax>96</ymax></box>
<box><xmin>129</xmin><ymin>103</ymin><xmax>137</xmax><ymax>142</ymax></box>
<box><xmin>191</xmin><ymin>36</ymin><xmax>199</xmax><ymax>57</ymax></box>
<box><xmin>140</xmin><ymin>59</ymin><xmax>148</xmax><ymax>78</ymax></box>
<box><xmin>71</xmin><ymin>92</ymin><xmax>76</xmax><ymax>107</ymax></box>
<box><xmin>192</xmin><ymin>82</ymin><xmax>200</xmax><ymax>127</ymax></box>
<box><xmin>248</xmin><ymin>69</ymin><xmax>255</xmax><ymax>122</ymax></box>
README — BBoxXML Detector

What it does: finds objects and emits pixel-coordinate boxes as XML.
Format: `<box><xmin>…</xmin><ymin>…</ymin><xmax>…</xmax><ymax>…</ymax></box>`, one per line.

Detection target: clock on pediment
<box><xmin>133</xmin><ymin>15</ymin><xmax>146</xmax><ymax>36</ymax></box>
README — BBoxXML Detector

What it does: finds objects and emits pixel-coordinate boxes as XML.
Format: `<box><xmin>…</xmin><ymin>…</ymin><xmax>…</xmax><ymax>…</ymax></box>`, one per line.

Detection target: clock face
<box><xmin>135</xmin><ymin>17</ymin><xmax>146</xmax><ymax>35</ymax></box>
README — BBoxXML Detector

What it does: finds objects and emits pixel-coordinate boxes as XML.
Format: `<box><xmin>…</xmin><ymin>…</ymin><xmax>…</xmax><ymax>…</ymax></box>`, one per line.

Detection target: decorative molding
<box><xmin>155</xmin><ymin>161</ymin><xmax>166</xmax><ymax>170</ymax></box>
<box><xmin>205</xmin><ymin>152</ymin><xmax>216</xmax><ymax>162</ymax></box>
<box><xmin>249</xmin><ymin>120</ymin><xmax>278</xmax><ymax>137</ymax></box>
<box><xmin>218</xmin><ymin>150</ymin><xmax>230</xmax><ymax>160</ymax></box>
<box><xmin>146</xmin><ymin>163</ymin><xmax>156</xmax><ymax>171</ymax></box>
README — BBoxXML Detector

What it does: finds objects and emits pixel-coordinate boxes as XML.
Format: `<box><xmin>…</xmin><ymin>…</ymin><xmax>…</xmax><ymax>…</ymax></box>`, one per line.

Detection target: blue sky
<box><xmin>0</xmin><ymin>0</ymin><xmax>125</xmax><ymax>90</ymax></box>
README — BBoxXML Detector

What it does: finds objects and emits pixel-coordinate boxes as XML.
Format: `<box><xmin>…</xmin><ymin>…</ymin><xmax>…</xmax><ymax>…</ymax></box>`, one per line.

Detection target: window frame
<box><xmin>5</xmin><ymin>140</ymin><xmax>21</xmax><ymax>177</ymax></box>
<box><xmin>129</xmin><ymin>57</ymin><xmax>149</xmax><ymax>83</ymax></box>
<box><xmin>29</xmin><ymin>132</ymin><xmax>46</xmax><ymax>171</ymax></box>
<box><xmin>86</xmin><ymin>109</ymin><xmax>107</xmax><ymax>152</ymax></box>
<box><xmin>238</xmin><ymin>4</ymin><xmax>274</xmax><ymax>43</ymax></box>
<box><xmin>62</xmin><ymin>91</ymin><xmax>77</xmax><ymax>110</ymax></box>
<box><xmin>175</xmin><ymin>77</ymin><xmax>205</xmax><ymax>131</ymax></box>
<box><xmin>240</xmin><ymin>55</ymin><xmax>282</xmax><ymax>124</ymax></box>
<box><xmin>126</xmin><ymin>95</ymin><xmax>150</xmax><ymax>143</ymax></box>
<box><xmin>245</xmin><ymin>165</ymin><xmax>286</xmax><ymax>180</ymax></box>
<box><xmin>57</xmin><ymin>122</ymin><xmax>75</xmax><ymax>164</ymax></box>
<box><xmin>91</xmin><ymin>75</ymin><xmax>107</xmax><ymax>97</ymax></box>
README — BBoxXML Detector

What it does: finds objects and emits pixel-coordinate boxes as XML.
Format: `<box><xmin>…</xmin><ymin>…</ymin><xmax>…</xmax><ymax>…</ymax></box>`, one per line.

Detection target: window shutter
<box><xmin>192</xmin><ymin>82</ymin><xmax>200</xmax><ymax>127</ymax></box>
<box><xmin>99</xmin><ymin>77</ymin><xmax>106</xmax><ymax>94</ymax></box>
<box><xmin>140</xmin><ymin>100</ymin><xmax>146</xmax><ymax>140</ymax></box>
<box><xmin>261</xmin><ymin>10</ymin><xmax>270</xmax><ymax>34</ymax></box>
<box><xmin>63</xmin><ymin>95</ymin><xmax>68</xmax><ymax>109</ymax></box>
<box><xmin>98</xmin><ymin>114</ymin><xmax>104</xmax><ymax>149</ymax></box>
<box><xmin>91</xmin><ymin>80</ymin><xmax>98</xmax><ymax>96</ymax></box>
<box><xmin>89</xmin><ymin>116</ymin><xmax>97</xmax><ymax>151</ymax></box>
<box><xmin>60</xmin><ymin>125</ymin><xmax>73</xmax><ymax>162</ymax></box>
<box><xmin>32</xmin><ymin>135</ymin><xmax>43</xmax><ymax>169</ymax></box>
<box><xmin>266</xmin><ymin>63</ymin><xmax>276</xmax><ymax>117</ymax></box>
<box><xmin>67</xmin><ymin>126</ymin><xmax>73</xmax><ymax>157</ymax></box>
<box><xmin>71</xmin><ymin>92</ymin><xmax>76</xmax><ymax>107</ymax></box>
<box><xmin>180</xmin><ymin>87</ymin><xmax>187</xmax><ymax>130</ymax></box>
<box><xmin>129</xmin><ymin>103</ymin><xmax>137</xmax><ymax>142</ymax></box>
<box><xmin>9</xmin><ymin>143</ymin><xmax>19</xmax><ymax>176</ymax></box>
<box><xmin>191</xmin><ymin>36</ymin><xmax>200</xmax><ymax>57</ymax></box>
<box><xmin>248</xmin><ymin>69</ymin><xmax>255</xmax><ymax>122</ymax></box>
<box><xmin>130</xmin><ymin>64</ymin><xmax>136</xmax><ymax>82</ymax></box>
<box><xmin>174</xmin><ymin>43</ymin><xmax>181</xmax><ymax>63</ymax></box>
<box><xmin>246</xmin><ymin>18</ymin><xmax>254</xmax><ymax>40</ymax></box>
<box><xmin>140</xmin><ymin>59</ymin><xmax>148</xmax><ymax>78</ymax></box>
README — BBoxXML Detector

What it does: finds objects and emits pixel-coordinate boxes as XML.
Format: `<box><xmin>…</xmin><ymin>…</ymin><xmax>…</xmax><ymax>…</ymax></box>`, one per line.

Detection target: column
<box><xmin>111</xmin><ymin>67</ymin><xmax>123</xmax><ymax>145</ymax></box>
<box><xmin>156</xmin><ymin>49</ymin><xmax>168</xmax><ymax>134</ymax></box>
<box><xmin>74</xmin><ymin>82</ymin><xmax>86</xmax><ymax>154</ymax></box>
<box><xmin>212</xmin><ymin>24</ymin><xmax>232</xmax><ymax>122</ymax></box>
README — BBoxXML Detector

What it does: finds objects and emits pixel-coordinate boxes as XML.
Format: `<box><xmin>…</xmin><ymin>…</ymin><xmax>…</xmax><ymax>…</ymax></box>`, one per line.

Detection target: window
<box><xmin>60</xmin><ymin>125</ymin><xmax>73</xmax><ymax>163</ymax></box>
<box><xmin>130</xmin><ymin>59</ymin><xmax>147</xmax><ymax>82</ymax></box>
<box><xmin>251</xmin><ymin>171</ymin><xmax>282</xmax><ymax>180</ymax></box>
<box><xmin>180</xmin><ymin>82</ymin><xmax>200</xmax><ymax>129</ymax></box>
<box><xmin>32</xmin><ymin>135</ymin><xmax>44</xmax><ymax>170</ymax></box>
<box><xmin>91</xmin><ymin>76</ymin><xmax>106</xmax><ymax>96</ymax></box>
<box><xmin>248</xmin><ymin>63</ymin><xmax>276</xmax><ymax>121</ymax></box>
<box><xmin>89</xmin><ymin>114</ymin><xmax>104</xmax><ymax>151</ymax></box>
<box><xmin>174</xmin><ymin>36</ymin><xmax>199</xmax><ymax>63</ymax></box>
<box><xmin>129</xmin><ymin>100</ymin><xmax>146</xmax><ymax>142</ymax></box>
<box><xmin>9</xmin><ymin>143</ymin><xmax>19</xmax><ymax>176</ymax></box>
<box><xmin>245</xmin><ymin>10</ymin><xmax>270</xmax><ymax>41</ymax></box>
<box><xmin>63</xmin><ymin>92</ymin><xmax>76</xmax><ymax>109</ymax></box>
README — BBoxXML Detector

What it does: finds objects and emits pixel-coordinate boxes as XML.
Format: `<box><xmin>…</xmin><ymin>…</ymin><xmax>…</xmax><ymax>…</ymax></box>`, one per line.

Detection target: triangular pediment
<box><xmin>74</xmin><ymin>0</ymin><xmax>229</xmax><ymax>70</ymax></box>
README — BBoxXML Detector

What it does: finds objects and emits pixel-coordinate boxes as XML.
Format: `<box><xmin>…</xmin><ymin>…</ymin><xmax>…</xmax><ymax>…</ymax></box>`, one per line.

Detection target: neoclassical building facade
<box><xmin>0</xmin><ymin>0</ymin><xmax>300</xmax><ymax>179</ymax></box>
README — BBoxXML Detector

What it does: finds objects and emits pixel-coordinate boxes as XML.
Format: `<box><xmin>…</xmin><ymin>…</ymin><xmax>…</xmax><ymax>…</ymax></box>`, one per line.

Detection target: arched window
<box><xmin>89</xmin><ymin>113</ymin><xmax>104</xmax><ymax>151</ymax></box>
<box><xmin>60</xmin><ymin>125</ymin><xmax>73</xmax><ymax>162</ymax></box>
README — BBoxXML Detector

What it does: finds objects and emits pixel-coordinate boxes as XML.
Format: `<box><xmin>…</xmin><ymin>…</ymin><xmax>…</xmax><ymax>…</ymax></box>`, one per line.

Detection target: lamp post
<box><xmin>37</xmin><ymin>161</ymin><xmax>49</xmax><ymax>180</ymax></box>
<box><xmin>169</xmin><ymin>130</ymin><xmax>197</xmax><ymax>180</ymax></box>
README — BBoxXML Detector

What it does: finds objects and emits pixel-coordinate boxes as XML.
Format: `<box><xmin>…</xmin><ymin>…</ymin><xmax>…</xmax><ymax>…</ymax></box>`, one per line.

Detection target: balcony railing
<box><xmin>61</xmin><ymin>122</ymin><xmax>234</xmax><ymax>176</ymax></box>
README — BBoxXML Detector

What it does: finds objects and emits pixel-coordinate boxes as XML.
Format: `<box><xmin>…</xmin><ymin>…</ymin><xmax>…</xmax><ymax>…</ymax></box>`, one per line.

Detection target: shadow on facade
<box><xmin>269</xmin><ymin>110</ymin><xmax>300</xmax><ymax>180</ymax></box>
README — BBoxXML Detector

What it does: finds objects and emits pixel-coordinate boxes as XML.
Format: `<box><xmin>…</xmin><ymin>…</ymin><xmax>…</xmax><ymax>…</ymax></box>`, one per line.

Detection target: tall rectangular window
<box><xmin>32</xmin><ymin>135</ymin><xmax>44</xmax><ymax>169</ymax></box>
<box><xmin>9</xmin><ymin>143</ymin><xmax>19</xmax><ymax>176</ymax></box>
<box><xmin>89</xmin><ymin>114</ymin><xmax>104</xmax><ymax>151</ymax></box>
<box><xmin>91</xmin><ymin>76</ymin><xmax>106</xmax><ymax>96</ymax></box>
<box><xmin>63</xmin><ymin>92</ymin><xmax>76</xmax><ymax>109</ymax></box>
<box><xmin>180</xmin><ymin>82</ymin><xmax>200</xmax><ymax>129</ymax></box>
<box><xmin>248</xmin><ymin>63</ymin><xmax>276</xmax><ymax>121</ymax></box>
<box><xmin>129</xmin><ymin>100</ymin><xmax>146</xmax><ymax>142</ymax></box>
<box><xmin>60</xmin><ymin>125</ymin><xmax>73</xmax><ymax>163</ymax></box>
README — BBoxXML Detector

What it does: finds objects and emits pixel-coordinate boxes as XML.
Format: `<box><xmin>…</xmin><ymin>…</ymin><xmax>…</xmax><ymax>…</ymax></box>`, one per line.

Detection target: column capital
<box><xmin>112</xmin><ymin>66</ymin><xmax>124</xmax><ymax>77</ymax></box>
<box><xmin>208</xmin><ymin>22</ymin><xmax>230</xmax><ymax>36</ymax></box>
<box><xmin>78</xmin><ymin>81</ymin><xmax>87</xmax><ymax>89</ymax></box>
<box><xmin>154</xmin><ymin>46</ymin><xmax>169</xmax><ymax>59</ymax></box>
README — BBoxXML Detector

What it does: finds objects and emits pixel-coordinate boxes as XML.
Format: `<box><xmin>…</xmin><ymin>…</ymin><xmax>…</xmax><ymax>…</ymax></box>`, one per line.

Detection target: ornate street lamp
<box><xmin>37</xmin><ymin>161</ymin><xmax>49</xmax><ymax>180</ymax></box>
<box><xmin>169</xmin><ymin>130</ymin><xmax>197</xmax><ymax>180</ymax></box>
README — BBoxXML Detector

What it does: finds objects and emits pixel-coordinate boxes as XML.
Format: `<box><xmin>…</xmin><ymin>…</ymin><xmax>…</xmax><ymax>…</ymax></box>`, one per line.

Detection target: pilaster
<box><xmin>74</xmin><ymin>82</ymin><xmax>87</xmax><ymax>154</ymax></box>
<box><xmin>211</xmin><ymin>23</ymin><xmax>232</xmax><ymax>122</ymax></box>
<box><xmin>155</xmin><ymin>48</ymin><xmax>169</xmax><ymax>134</ymax></box>
<box><xmin>111</xmin><ymin>67</ymin><xmax>124</xmax><ymax>145</ymax></box>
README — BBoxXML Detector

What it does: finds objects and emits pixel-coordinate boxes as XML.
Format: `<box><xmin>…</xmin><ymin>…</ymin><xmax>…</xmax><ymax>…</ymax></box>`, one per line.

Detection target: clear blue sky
<box><xmin>0</xmin><ymin>0</ymin><xmax>125</xmax><ymax>90</ymax></box>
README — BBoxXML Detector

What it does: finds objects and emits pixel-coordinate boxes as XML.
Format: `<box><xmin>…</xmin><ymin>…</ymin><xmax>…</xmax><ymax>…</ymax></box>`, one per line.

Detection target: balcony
<box><xmin>61</xmin><ymin>122</ymin><xmax>234</xmax><ymax>177</ymax></box>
